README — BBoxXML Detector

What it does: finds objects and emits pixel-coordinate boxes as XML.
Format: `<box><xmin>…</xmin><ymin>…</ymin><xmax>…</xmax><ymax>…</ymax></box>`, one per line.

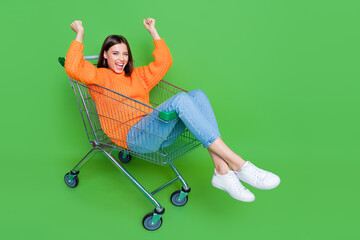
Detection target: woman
<box><xmin>65</xmin><ymin>19</ymin><xmax>280</xmax><ymax>203</ymax></box>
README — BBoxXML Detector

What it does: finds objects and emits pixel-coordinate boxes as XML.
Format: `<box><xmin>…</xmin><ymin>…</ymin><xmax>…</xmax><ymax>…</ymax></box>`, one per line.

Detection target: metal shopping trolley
<box><xmin>58</xmin><ymin>56</ymin><xmax>201</xmax><ymax>231</ymax></box>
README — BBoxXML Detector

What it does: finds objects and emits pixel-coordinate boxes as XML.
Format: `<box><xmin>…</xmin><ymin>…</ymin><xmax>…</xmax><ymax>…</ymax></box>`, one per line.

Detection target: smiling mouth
<box><xmin>115</xmin><ymin>62</ymin><xmax>124</xmax><ymax>71</ymax></box>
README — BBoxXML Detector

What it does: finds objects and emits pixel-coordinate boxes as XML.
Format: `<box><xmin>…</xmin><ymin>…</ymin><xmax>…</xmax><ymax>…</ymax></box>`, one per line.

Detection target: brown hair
<box><xmin>97</xmin><ymin>35</ymin><xmax>134</xmax><ymax>77</ymax></box>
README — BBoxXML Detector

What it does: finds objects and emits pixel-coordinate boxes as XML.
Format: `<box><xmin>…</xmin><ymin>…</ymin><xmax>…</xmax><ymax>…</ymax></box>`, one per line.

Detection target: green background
<box><xmin>1</xmin><ymin>0</ymin><xmax>359</xmax><ymax>239</ymax></box>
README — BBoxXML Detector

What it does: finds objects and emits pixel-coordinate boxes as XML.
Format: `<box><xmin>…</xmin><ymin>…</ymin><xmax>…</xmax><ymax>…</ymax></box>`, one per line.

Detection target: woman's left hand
<box><xmin>143</xmin><ymin>18</ymin><xmax>156</xmax><ymax>31</ymax></box>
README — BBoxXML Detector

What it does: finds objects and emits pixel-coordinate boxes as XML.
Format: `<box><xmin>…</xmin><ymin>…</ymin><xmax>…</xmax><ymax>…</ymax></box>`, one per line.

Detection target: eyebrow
<box><xmin>111</xmin><ymin>51</ymin><xmax>128</xmax><ymax>53</ymax></box>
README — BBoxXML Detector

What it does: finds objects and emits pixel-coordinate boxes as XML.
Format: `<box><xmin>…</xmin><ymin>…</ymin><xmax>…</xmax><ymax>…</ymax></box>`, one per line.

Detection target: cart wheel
<box><xmin>118</xmin><ymin>150</ymin><xmax>131</xmax><ymax>163</ymax></box>
<box><xmin>142</xmin><ymin>213</ymin><xmax>163</xmax><ymax>231</ymax></box>
<box><xmin>64</xmin><ymin>172</ymin><xmax>79</xmax><ymax>188</ymax></box>
<box><xmin>170</xmin><ymin>190</ymin><xmax>188</xmax><ymax>207</ymax></box>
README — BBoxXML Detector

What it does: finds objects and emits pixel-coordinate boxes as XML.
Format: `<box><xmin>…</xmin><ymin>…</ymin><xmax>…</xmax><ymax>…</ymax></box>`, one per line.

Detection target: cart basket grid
<box><xmin>69</xmin><ymin>77</ymin><xmax>201</xmax><ymax>165</ymax></box>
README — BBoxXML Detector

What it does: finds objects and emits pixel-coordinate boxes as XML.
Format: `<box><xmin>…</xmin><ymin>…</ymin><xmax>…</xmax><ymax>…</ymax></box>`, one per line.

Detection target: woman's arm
<box><xmin>135</xmin><ymin>18</ymin><xmax>173</xmax><ymax>93</ymax></box>
<box><xmin>71</xmin><ymin>20</ymin><xmax>84</xmax><ymax>43</ymax></box>
<box><xmin>143</xmin><ymin>18</ymin><xmax>161</xmax><ymax>40</ymax></box>
<box><xmin>65</xmin><ymin>21</ymin><xmax>103</xmax><ymax>85</ymax></box>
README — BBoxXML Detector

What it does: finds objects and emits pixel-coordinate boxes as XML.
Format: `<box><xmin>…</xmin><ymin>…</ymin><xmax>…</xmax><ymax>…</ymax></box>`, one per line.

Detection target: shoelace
<box><xmin>229</xmin><ymin>173</ymin><xmax>246</xmax><ymax>192</ymax></box>
<box><xmin>246</xmin><ymin>162</ymin><xmax>267</xmax><ymax>182</ymax></box>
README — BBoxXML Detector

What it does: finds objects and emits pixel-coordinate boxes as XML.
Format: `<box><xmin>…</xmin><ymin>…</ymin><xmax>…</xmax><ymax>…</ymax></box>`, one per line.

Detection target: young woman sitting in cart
<box><xmin>65</xmin><ymin>19</ymin><xmax>280</xmax><ymax>202</ymax></box>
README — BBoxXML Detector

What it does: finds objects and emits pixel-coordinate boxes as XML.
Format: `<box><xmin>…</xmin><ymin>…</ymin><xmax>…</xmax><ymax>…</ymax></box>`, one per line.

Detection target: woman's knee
<box><xmin>188</xmin><ymin>89</ymin><xmax>209</xmax><ymax>103</ymax></box>
<box><xmin>174</xmin><ymin>92</ymin><xmax>193</xmax><ymax>103</ymax></box>
<box><xmin>175</xmin><ymin>90</ymin><xmax>207</xmax><ymax>100</ymax></box>
<box><xmin>188</xmin><ymin>89</ymin><xmax>206</xmax><ymax>98</ymax></box>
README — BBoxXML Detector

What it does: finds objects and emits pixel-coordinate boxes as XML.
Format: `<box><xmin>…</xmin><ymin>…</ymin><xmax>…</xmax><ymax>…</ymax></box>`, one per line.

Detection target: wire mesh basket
<box><xmin>70</xmin><ymin>78</ymin><xmax>201</xmax><ymax>165</ymax></box>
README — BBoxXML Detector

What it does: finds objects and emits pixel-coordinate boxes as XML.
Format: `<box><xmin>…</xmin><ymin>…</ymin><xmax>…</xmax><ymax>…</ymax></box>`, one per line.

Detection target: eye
<box><xmin>113</xmin><ymin>52</ymin><xmax>118</xmax><ymax>55</ymax></box>
<box><xmin>124</xmin><ymin>53</ymin><xmax>128</xmax><ymax>56</ymax></box>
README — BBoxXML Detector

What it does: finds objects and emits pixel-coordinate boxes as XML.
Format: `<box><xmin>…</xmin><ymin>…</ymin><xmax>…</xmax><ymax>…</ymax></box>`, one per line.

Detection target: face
<box><xmin>104</xmin><ymin>43</ymin><xmax>129</xmax><ymax>74</ymax></box>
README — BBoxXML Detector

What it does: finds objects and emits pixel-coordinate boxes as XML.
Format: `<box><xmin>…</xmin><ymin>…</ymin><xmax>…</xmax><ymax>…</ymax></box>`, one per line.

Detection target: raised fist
<box><xmin>70</xmin><ymin>20</ymin><xmax>84</xmax><ymax>33</ymax></box>
<box><xmin>143</xmin><ymin>18</ymin><xmax>155</xmax><ymax>31</ymax></box>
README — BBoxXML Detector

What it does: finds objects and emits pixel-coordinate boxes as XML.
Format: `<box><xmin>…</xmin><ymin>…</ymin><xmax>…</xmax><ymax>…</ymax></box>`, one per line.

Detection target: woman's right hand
<box><xmin>70</xmin><ymin>20</ymin><xmax>84</xmax><ymax>43</ymax></box>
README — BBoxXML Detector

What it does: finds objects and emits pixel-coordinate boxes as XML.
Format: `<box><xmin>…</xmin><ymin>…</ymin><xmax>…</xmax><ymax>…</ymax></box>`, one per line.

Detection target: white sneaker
<box><xmin>235</xmin><ymin>161</ymin><xmax>280</xmax><ymax>190</ymax></box>
<box><xmin>211</xmin><ymin>170</ymin><xmax>255</xmax><ymax>202</ymax></box>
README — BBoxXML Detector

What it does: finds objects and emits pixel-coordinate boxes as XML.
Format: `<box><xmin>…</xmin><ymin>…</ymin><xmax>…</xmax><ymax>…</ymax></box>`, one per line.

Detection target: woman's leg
<box><xmin>208</xmin><ymin>150</ymin><xmax>231</xmax><ymax>174</ymax></box>
<box><xmin>159</xmin><ymin>89</ymin><xmax>218</xmax><ymax>149</ymax></box>
<box><xmin>127</xmin><ymin>90</ymin><xmax>217</xmax><ymax>153</ymax></box>
<box><xmin>159</xmin><ymin>92</ymin><xmax>221</xmax><ymax>148</ymax></box>
<box><xmin>208</xmin><ymin>138</ymin><xmax>245</xmax><ymax>171</ymax></box>
<box><xmin>129</xmin><ymin>90</ymin><xmax>243</xmax><ymax>170</ymax></box>
<box><xmin>127</xmin><ymin>90</ymin><xmax>276</xmax><ymax>202</ymax></box>
<box><xmin>160</xmin><ymin>89</ymin><xmax>220</xmax><ymax>149</ymax></box>
<box><xmin>186</xmin><ymin>90</ymin><xmax>232</xmax><ymax>173</ymax></box>
<box><xmin>158</xmin><ymin>91</ymin><xmax>248</xmax><ymax>176</ymax></box>
<box><xmin>185</xmin><ymin>90</ymin><xmax>279</xmax><ymax>193</ymax></box>
<box><xmin>187</xmin><ymin>90</ymin><xmax>219</xmax><ymax>133</ymax></box>
<box><xmin>159</xmin><ymin>120</ymin><xmax>186</xmax><ymax>149</ymax></box>
<box><xmin>127</xmin><ymin>90</ymin><xmax>221</xmax><ymax>153</ymax></box>
<box><xmin>157</xmin><ymin>90</ymin><xmax>244</xmax><ymax>173</ymax></box>
<box><xmin>126</xmin><ymin>111</ymin><xmax>180</xmax><ymax>154</ymax></box>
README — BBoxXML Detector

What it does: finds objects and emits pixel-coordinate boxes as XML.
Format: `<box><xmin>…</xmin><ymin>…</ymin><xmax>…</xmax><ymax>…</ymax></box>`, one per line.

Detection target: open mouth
<box><xmin>115</xmin><ymin>62</ymin><xmax>124</xmax><ymax>71</ymax></box>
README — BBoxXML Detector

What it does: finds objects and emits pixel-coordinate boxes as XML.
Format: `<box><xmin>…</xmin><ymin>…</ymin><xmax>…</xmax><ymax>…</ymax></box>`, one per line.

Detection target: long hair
<box><xmin>97</xmin><ymin>35</ymin><xmax>134</xmax><ymax>77</ymax></box>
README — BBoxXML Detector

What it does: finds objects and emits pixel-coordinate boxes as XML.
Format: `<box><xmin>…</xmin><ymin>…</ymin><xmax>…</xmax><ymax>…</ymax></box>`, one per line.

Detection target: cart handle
<box><xmin>58</xmin><ymin>56</ymin><xmax>99</xmax><ymax>67</ymax></box>
<box><xmin>58</xmin><ymin>57</ymin><xmax>65</xmax><ymax>67</ymax></box>
<box><xmin>159</xmin><ymin>111</ymin><xmax>178</xmax><ymax>121</ymax></box>
<box><xmin>58</xmin><ymin>57</ymin><xmax>178</xmax><ymax>121</ymax></box>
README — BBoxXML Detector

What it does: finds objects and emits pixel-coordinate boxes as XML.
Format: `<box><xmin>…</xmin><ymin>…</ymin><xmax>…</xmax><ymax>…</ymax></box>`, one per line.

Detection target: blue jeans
<box><xmin>126</xmin><ymin>89</ymin><xmax>221</xmax><ymax>153</ymax></box>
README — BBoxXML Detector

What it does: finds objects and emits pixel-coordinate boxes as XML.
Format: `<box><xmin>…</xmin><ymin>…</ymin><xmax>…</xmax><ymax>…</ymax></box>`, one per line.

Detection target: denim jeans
<box><xmin>126</xmin><ymin>89</ymin><xmax>221</xmax><ymax>153</ymax></box>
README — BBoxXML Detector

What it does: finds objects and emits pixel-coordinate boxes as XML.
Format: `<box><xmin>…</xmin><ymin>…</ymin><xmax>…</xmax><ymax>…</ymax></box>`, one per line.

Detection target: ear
<box><xmin>103</xmin><ymin>51</ymin><xmax>107</xmax><ymax>59</ymax></box>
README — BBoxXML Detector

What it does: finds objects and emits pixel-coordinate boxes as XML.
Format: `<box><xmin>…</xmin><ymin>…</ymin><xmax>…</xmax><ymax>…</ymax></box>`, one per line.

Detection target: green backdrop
<box><xmin>1</xmin><ymin>0</ymin><xmax>359</xmax><ymax>239</ymax></box>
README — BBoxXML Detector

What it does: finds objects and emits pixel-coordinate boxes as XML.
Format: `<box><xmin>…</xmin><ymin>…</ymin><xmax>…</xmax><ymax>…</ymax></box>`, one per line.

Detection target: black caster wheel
<box><xmin>170</xmin><ymin>190</ymin><xmax>188</xmax><ymax>207</ymax></box>
<box><xmin>64</xmin><ymin>172</ymin><xmax>79</xmax><ymax>188</ymax></box>
<box><xmin>142</xmin><ymin>213</ymin><xmax>163</xmax><ymax>231</ymax></box>
<box><xmin>118</xmin><ymin>150</ymin><xmax>131</xmax><ymax>163</ymax></box>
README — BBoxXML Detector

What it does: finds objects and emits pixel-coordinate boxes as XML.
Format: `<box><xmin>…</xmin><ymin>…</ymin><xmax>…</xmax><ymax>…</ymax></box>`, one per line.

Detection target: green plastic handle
<box><xmin>159</xmin><ymin>110</ymin><xmax>178</xmax><ymax>121</ymax></box>
<box><xmin>58</xmin><ymin>57</ymin><xmax>65</xmax><ymax>67</ymax></box>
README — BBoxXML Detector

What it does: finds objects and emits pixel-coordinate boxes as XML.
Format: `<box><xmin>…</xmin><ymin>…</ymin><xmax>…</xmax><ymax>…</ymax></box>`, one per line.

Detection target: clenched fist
<box><xmin>71</xmin><ymin>20</ymin><xmax>84</xmax><ymax>34</ymax></box>
<box><xmin>143</xmin><ymin>18</ymin><xmax>156</xmax><ymax>31</ymax></box>
<box><xmin>70</xmin><ymin>20</ymin><xmax>84</xmax><ymax>43</ymax></box>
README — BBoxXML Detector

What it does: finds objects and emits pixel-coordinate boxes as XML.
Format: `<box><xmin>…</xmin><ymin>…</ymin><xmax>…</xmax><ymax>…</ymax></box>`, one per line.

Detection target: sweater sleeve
<box><xmin>65</xmin><ymin>40</ymin><xmax>104</xmax><ymax>85</ymax></box>
<box><xmin>134</xmin><ymin>39</ymin><xmax>173</xmax><ymax>93</ymax></box>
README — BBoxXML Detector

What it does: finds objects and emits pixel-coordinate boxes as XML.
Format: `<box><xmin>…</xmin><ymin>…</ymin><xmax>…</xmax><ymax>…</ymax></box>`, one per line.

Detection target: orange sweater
<box><xmin>65</xmin><ymin>39</ymin><xmax>173</xmax><ymax>148</ymax></box>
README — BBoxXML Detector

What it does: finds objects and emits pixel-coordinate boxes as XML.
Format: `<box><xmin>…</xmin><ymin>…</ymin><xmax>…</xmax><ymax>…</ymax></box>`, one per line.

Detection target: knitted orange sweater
<box><xmin>65</xmin><ymin>39</ymin><xmax>173</xmax><ymax>148</ymax></box>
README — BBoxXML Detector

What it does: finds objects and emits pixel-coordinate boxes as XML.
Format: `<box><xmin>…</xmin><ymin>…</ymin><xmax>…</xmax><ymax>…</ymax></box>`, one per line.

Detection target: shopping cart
<box><xmin>58</xmin><ymin>55</ymin><xmax>201</xmax><ymax>231</ymax></box>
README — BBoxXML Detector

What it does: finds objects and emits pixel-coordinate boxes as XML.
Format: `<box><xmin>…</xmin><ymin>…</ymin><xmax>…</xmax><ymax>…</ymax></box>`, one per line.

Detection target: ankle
<box><xmin>232</xmin><ymin>161</ymin><xmax>246</xmax><ymax>172</ymax></box>
<box><xmin>215</xmin><ymin>167</ymin><xmax>230</xmax><ymax>175</ymax></box>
